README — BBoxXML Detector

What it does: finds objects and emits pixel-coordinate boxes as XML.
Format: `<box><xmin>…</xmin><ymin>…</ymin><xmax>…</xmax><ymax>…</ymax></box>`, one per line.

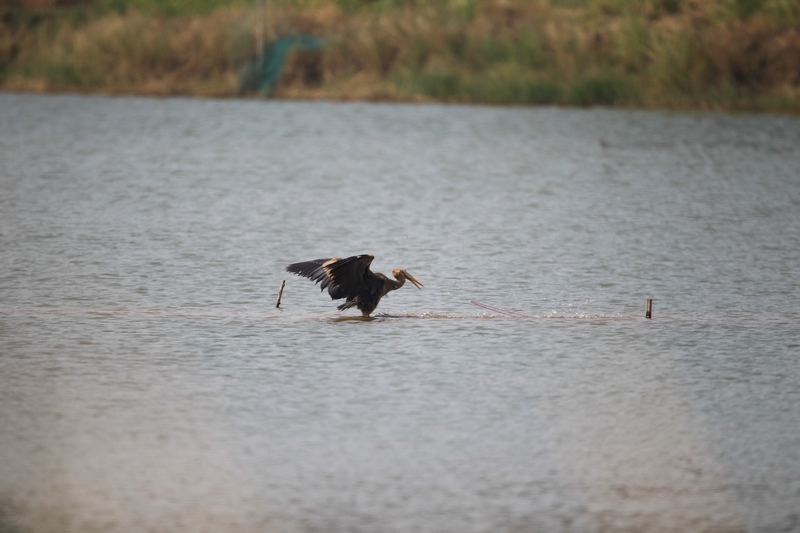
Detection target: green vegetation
<box><xmin>1</xmin><ymin>0</ymin><xmax>799</xmax><ymax>110</ymax></box>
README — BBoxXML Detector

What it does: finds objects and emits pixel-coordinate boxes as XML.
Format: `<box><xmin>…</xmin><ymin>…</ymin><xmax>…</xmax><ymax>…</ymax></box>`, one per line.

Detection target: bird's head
<box><xmin>393</xmin><ymin>269</ymin><xmax>424</xmax><ymax>289</ymax></box>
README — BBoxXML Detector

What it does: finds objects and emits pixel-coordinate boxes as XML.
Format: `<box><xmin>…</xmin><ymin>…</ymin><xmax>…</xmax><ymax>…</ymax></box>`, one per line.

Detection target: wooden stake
<box><xmin>276</xmin><ymin>280</ymin><xmax>285</xmax><ymax>308</ymax></box>
<box><xmin>645</xmin><ymin>298</ymin><xmax>652</xmax><ymax>319</ymax></box>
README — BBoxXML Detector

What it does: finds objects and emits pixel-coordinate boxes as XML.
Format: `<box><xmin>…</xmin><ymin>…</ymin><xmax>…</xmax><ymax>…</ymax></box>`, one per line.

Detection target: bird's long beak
<box><xmin>405</xmin><ymin>271</ymin><xmax>424</xmax><ymax>289</ymax></box>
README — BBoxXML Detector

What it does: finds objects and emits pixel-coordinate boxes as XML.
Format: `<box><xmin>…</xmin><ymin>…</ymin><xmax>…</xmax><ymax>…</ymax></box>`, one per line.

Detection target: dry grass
<box><xmin>1</xmin><ymin>6</ymin><xmax>253</xmax><ymax>95</ymax></box>
<box><xmin>1</xmin><ymin>0</ymin><xmax>799</xmax><ymax>109</ymax></box>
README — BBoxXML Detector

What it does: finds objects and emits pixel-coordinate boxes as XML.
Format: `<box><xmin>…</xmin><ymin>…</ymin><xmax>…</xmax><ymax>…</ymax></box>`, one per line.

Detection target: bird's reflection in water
<box><xmin>327</xmin><ymin>315</ymin><xmax>378</xmax><ymax>322</ymax></box>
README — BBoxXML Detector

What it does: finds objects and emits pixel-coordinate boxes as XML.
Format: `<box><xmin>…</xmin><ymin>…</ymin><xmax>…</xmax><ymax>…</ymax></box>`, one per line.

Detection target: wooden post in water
<box><xmin>645</xmin><ymin>298</ymin><xmax>652</xmax><ymax>319</ymax></box>
<box><xmin>276</xmin><ymin>280</ymin><xmax>285</xmax><ymax>308</ymax></box>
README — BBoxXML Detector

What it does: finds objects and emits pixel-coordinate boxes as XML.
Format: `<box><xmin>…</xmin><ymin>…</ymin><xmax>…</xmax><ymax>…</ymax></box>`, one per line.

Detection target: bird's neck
<box><xmin>390</xmin><ymin>273</ymin><xmax>405</xmax><ymax>290</ymax></box>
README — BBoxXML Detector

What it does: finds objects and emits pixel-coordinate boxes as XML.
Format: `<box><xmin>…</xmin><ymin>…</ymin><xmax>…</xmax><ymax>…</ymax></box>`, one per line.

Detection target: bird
<box><xmin>286</xmin><ymin>254</ymin><xmax>423</xmax><ymax>317</ymax></box>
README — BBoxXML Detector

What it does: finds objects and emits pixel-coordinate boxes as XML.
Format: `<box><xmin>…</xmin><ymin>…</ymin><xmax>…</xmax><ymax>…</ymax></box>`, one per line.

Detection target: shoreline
<box><xmin>3</xmin><ymin>87</ymin><xmax>797</xmax><ymax>116</ymax></box>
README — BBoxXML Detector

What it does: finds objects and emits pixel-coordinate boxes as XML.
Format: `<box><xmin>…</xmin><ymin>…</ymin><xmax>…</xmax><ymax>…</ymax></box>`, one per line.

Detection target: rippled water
<box><xmin>1</xmin><ymin>93</ymin><xmax>799</xmax><ymax>533</ymax></box>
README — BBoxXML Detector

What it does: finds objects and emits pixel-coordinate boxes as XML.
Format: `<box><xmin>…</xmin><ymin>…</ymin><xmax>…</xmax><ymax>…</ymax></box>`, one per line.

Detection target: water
<box><xmin>1</xmin><ymin>93</ymin><xmax>799</xmax><ymax>533</ymax></box>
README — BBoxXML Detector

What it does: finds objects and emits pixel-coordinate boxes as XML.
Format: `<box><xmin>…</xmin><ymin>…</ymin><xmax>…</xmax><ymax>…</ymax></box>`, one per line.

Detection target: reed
<box><xmin>1</xmin><ymin>0</ymin><xmax>799</xmax><ymax>110</ymax></box>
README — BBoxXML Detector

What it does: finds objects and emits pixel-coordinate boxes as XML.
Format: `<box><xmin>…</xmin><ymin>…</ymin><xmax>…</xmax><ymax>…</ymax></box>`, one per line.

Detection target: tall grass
<box><xmin>1</xmin><ymin>8</ymin><xmax>253</xmax><ymax>94</ymax></box>
<box><xmin>1</xmin><ymin>0</ymin><xmax>799</xmax><ymax>109</ymax></box>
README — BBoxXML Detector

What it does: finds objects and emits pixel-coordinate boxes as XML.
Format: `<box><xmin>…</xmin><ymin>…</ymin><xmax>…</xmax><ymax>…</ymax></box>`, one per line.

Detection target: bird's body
<box><xmin>286</xmin><ymin>254</ymin><xmax>423</xmax><ymax>316</ymax></box>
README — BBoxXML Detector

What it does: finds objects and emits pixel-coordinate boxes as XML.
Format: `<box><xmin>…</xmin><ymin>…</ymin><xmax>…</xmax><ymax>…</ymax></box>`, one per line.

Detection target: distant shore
<box><xmin>2</xmin><ymin>0</ymin><xmax>799</xmax><ymax>111</ymax></box>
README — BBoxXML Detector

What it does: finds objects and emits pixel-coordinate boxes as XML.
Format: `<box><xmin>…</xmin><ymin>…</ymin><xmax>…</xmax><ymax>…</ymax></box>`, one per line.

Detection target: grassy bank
<box><xmin>1</xmin><ymin>0</ymin><xmax>799</xmax><ymax>110</ymax></box>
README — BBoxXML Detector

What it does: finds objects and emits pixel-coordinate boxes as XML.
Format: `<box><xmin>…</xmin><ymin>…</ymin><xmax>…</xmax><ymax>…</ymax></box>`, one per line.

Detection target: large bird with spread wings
<box><xmin>286</xmin><ymin>254</ymin><xmax>423</xmax><ymax>317</ymax></box>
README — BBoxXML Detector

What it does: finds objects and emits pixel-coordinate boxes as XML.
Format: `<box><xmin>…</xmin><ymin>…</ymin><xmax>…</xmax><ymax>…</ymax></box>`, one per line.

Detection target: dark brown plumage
<box><xmin>286</xmin><ymin>254</ymin><xmax>423</xmax><ymax>316</ymax></box>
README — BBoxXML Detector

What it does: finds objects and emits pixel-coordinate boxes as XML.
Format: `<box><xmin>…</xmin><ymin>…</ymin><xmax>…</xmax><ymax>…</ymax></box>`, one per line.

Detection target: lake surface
<box><xmin>1</xmin><ymin>93</ymin><xmax>799</xmax><ymax>533</ymax></box>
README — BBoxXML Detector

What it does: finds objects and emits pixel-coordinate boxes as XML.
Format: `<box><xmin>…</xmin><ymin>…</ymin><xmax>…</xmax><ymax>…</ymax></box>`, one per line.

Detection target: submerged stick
<box><xmin>646</xmin><ymin>298</ymin><xmax>652</xmax><ymax>319</ymax></box>
<box><xmin>470</xmin><ymin>300</ymin><xmax>532</xmax><ymax>318</ymax></box>
<box><xmin>276</xmin><ymin>280</ymin><xmax>285</xmax><ymax>308</ymax></box>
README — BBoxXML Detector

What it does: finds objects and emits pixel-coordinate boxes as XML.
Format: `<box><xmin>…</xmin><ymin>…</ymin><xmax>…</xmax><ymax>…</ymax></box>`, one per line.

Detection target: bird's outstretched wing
<box><xmin>286</xmin><ymin>255</ymin><xmax>375</xmax><ymax>300</ymax></box>
<box><xmin>324</xmin><ymin>255</ymin><xmax>374</xmax><ymax>298</ymax></box>
<box><xmin>286</xmin><ymin>258</ymin><xmax>337</xmax><ymax>290</ymax></box>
